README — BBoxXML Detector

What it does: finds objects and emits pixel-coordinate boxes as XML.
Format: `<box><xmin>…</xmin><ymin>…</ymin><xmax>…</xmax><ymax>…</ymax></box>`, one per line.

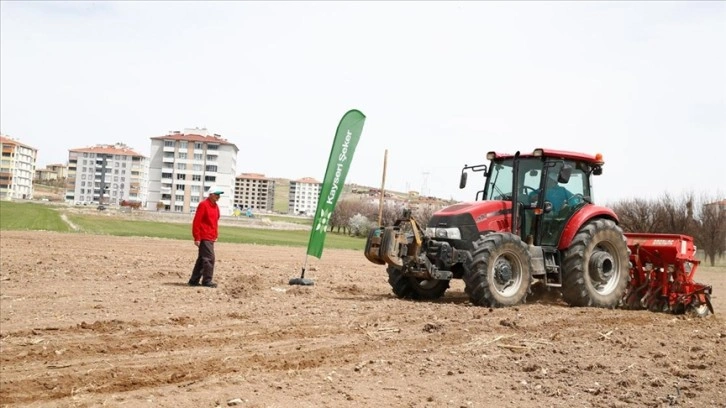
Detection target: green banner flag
<box><xmin>306</xmin><ymin>109</ymin><xmax>366</xmax><ymax>258</ymax></box>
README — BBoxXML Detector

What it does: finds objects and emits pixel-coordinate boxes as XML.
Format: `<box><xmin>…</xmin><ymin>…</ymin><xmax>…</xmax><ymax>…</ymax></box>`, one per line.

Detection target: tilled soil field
<box><xmin>1</xmin><ymin>231</ymin><xmax>724</xmax><ymax>408</ymax></box>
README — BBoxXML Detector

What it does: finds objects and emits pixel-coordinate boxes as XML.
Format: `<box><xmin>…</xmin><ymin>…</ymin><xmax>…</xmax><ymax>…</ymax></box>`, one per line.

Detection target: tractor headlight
<box><xmin>425</xmin><ymin>227</ymin><xmax>462</xmax><ymax>240</ymax></box>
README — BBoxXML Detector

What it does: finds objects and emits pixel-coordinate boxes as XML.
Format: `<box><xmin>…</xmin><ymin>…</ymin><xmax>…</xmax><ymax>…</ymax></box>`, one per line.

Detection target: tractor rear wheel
<box><xmin>387</xmin><ymin>266</ymin><xmax>449</xmax><ymax>300</ymax></box>
<box><xmin>463</xmin><ymin>233</ymin><xmax>531</xmax><ymax>307</ymax></box>
<box><xmin>561</xmin><ymin>219</ymin><xmax>629</xmax><ymax>308</ymax></box>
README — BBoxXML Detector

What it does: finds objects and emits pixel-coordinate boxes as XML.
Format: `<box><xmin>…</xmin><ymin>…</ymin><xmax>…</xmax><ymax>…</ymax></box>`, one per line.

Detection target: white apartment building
<box><xmin>0</xmin><ymin>135</ymin><xmax>38</xmax><ymax>200</ymax></box>
<box><xmin>65</xmin><ymin>143</ymin><xmax>148</xmax><ymax>205</ymax></box>
<box><xmin>290</xmin><ymin>177</ymin><xmax>321</xmax><ymax>216</ymax></box>
<box><xmin>147</xmin><ymin>128</ymin><xmax>238</xmax><ymax>215</ymax></box>
<box><xmin>234</xmin><ymin>173</ymin><xmax>275</xmax><ymax>212</ymax></box>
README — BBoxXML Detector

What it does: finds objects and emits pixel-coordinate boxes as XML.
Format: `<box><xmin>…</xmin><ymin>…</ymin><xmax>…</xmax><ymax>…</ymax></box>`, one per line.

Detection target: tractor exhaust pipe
<box><xmin>511</xmin><ymin>151</ymin><xmax>521</xmax><ymax>235</ymax></box>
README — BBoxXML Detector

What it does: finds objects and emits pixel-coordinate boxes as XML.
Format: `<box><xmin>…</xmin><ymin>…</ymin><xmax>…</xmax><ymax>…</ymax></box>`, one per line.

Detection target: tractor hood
<box><xmin>428</xmin><ymin>200</ymin><xmax>513</xmax><ymax>243</ymax></box>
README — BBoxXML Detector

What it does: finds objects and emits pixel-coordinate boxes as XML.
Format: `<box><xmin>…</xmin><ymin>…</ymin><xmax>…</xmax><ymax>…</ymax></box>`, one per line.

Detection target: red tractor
<box><xmin>365</xmin><ymin>148</ymin><xmax>712</xmax><ymax>314</ymax></box>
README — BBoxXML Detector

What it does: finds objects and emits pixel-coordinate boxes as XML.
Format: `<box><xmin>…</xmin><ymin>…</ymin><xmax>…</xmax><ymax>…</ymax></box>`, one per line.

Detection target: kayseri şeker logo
<box><xmin>315</xmin><ymin>208</ymin><xmax>331</xmax><ymax>232</ymax></box>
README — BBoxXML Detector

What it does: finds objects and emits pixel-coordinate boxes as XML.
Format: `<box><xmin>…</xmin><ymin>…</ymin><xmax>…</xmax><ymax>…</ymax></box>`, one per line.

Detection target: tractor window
<box><xmin>486</xmin><ymin>158</ymin><xmax>545</xmax><ymax>202</ymax></box>
<box><xmin>485</xmin><ymin>161</ymin><xmax>514</xmax><ymax>200</ymax></box>
<box><xmin>539</xmin><ymin>160</ymin><xmax>592</xmax><ymax>247</ymax></box>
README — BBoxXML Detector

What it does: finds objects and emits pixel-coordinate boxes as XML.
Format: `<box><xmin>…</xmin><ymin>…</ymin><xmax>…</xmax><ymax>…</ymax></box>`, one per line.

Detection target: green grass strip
<box><xmin>0</xmin><ymin>201</ymin><xmax>363</xmax><ymax>251</ymax></box>
<box><xmin>0</xmin><ymin>201</ymin><xmax>71</xmax><ymax>232</ymax></box>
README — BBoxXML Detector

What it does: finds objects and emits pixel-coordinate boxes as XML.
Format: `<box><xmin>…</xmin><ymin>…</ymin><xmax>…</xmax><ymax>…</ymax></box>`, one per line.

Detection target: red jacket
<box><xmin>192</xmin><ymin>198</ymin><xmax>220</xmax><ymax>242</ymax></box>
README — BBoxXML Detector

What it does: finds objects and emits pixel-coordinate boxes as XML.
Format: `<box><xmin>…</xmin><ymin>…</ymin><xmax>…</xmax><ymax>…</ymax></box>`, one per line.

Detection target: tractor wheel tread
<box><xmin>561</xmin><ymin>219</ymin><xmax>629</xmax><ymax>308</ymax></box>
<box><xmin>463</xmin><ymin>233</ymin><xmax>531</xmax><ymax>308</ymax></box>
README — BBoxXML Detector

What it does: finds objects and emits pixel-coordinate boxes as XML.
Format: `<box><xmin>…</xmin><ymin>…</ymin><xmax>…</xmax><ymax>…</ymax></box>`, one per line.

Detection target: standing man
<box><xmin>189</xmin><ymin>186</ymin><xmax>224</xmax><ymax>288</ymax></box>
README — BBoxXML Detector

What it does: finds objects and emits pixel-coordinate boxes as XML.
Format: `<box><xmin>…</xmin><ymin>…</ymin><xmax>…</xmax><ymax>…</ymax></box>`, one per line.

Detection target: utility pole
<box><xmin>421</xmin><ymin>171</ymin><xmax>430</xmax><ymax>197</ymax></box>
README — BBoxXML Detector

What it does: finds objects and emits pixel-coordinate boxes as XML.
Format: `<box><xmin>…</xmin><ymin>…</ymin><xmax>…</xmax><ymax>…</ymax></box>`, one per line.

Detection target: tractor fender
<box><xmin>557</xmin><ymin>205</ymin><xmax>619</xmax><ymax>250</ymax></box>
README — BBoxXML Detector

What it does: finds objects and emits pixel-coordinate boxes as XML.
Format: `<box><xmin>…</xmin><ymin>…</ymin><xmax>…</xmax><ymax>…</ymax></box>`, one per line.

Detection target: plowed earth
<box><xmin>1</xmin><ymin>231</ymin><xmax>724</xmax><ymax>408</ymax></box>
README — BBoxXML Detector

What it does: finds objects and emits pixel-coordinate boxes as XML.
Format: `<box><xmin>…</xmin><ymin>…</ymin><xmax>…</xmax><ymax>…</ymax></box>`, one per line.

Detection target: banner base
<box><xmin>289</xmin><ymin>277</ymin><xmax>315</xmax><ymax>286</ymax></box>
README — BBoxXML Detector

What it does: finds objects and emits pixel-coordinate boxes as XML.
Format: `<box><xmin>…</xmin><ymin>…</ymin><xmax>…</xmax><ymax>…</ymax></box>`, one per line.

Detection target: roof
<box><xmin>151</xmin><ymin>131</ymin><xmax>239</xmax><ymax>151</ymax></box>
<box><xmin>69</xmin><ymin>144</ymin><xmax>145</xmax><ymax>157</ymax></box>
<box><xmin>237</xmin><ymin>173</ymin><xmax>268</xmax><ymax>180</ymax></box>
<box><xmin>295</xmin><ymin>177</ymin><xmax>321</xmax><ymax>184</ymax></box>
<box><xmin>0</xmin><ymin>135</ymin><xmax>37</xmax><ymax>151</ymax></box>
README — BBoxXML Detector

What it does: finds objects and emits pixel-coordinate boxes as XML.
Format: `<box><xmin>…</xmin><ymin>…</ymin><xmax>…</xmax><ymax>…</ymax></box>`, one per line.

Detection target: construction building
<box><xmin>234</xmin><ymin>173</ymin><xmax>275</xmax><ymax>213</ymax></box>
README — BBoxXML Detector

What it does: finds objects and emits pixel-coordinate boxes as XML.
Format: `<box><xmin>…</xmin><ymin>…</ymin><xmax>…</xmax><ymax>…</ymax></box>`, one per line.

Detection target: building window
<box><xmin>164</xmin><ymin>140</ymin><xmax>174</xmax><ymax>147</ymax></box>
<box><xmin>176</xmin><ymin>174</ymin><xmax>186</xmax><ymax>180</ymax></box>
<box><xmin>178</xmin><ymin>152</ymin><xmax>187</xmax><ymax>159</ymax></box>
<box><xmin>180</xmin><ymin>141</ymin><xmax>187</xmax><ymax>149</ymax></box>
<box><xmin>192</xmin><ymin>174</ymin><xmax>201</xmax><ymax>181</ymax></box>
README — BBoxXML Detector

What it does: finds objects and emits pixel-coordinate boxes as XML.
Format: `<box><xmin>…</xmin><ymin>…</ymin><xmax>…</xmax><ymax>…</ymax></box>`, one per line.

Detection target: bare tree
<box><xmin>611</xmin><ymin>193</ymin><xmax>695</xmax><ymax>235</ymax></box>
<box><xmin>330</xmin><ymin>199</ymin><xmax>370</xmax><ymax>235</ymax></box>
<box><xmin>413</xmin><ymin>203</ymin><xmax>443</xmax><ymax>228</ymax></box>
<box><xmin>611</xmin><ymin>198</ymin><xmax>661</xmax><ymax>233</ymax></box>
<box><xmin>693</xmin><ymin>197</ymin><xmax>726</xmax><ymax>266</ymax></box>
<box><xmin>652</xmin><ymin>192</ymin><xmax>695</xmax><ymax>235</ymax></box>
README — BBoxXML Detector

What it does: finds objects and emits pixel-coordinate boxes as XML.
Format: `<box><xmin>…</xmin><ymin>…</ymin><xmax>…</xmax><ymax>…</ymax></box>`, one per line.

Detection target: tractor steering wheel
<box><xmin>522</xmin><ymin>186</ymin><xmax>537</xmax><ymax>196</ymax></box>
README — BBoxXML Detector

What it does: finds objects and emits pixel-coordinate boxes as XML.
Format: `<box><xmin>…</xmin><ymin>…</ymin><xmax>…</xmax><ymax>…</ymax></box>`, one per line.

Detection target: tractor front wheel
<box><xmin>561</xmin><ymin>219</ymin><xmax>629</xmax><ymax>308</ymax></box>
<box><xmin>387</xmin><ymin>266</ymin><xmax>449</xmax><ymax>300</ymax></box>
<box><xmin>463</xmin><ymin>233</ymin><xmax>532</xmax><ymax>307</ymax></box>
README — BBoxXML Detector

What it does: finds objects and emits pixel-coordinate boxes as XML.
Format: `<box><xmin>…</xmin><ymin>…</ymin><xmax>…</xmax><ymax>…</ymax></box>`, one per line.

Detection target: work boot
<box><xmin>201</xmin><ymin>282</ymin><xmax>217</xmax><ymax>288</ymax></box>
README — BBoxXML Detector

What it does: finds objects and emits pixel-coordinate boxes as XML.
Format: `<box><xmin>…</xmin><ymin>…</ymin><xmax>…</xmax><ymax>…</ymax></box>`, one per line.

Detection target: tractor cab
<box><xmin>461</xmin><ymin>148</ymin><xmax>602</xmax><ymax>249</ymax></box>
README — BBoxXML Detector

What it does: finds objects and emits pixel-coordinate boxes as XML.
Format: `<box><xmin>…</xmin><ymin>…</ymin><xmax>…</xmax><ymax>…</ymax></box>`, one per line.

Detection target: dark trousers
<box><xmin>190</xmin><ymin>240</ymin><xmax>215</xmax><ymax>284</ymax></box>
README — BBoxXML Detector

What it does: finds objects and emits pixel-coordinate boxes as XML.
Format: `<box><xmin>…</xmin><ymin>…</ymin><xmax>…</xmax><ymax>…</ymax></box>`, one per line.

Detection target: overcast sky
<box><xmin>1</xmin><ymin>1</ymin><xmax>724</xmax><ymax>204</ymax></box>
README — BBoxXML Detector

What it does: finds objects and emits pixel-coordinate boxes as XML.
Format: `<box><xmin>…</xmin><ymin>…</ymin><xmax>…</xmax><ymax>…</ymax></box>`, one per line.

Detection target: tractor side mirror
<box><xmin>558</xmin><ymin>165</ymin><xmax>572</xmax><ymax>184</ymax></box>
<box><xmin>592</xmin><ymin>166</ymin><xmax>602</xmax><ymax>176</ymax></box>
<box><xmin>459</xmin><ymin>171</ymin><xmax>468</xmax><ymax>189</ymax></box>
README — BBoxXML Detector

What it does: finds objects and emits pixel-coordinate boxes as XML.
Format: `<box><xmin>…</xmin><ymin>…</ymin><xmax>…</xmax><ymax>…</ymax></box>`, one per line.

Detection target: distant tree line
<box><xmin>328</xmin><ymin>198</ymin><xmax>442</xmax><ymax>237</ymax></box>
<box><xmin>610</xmin><ymin>193</ymin><xmax>725</xmax><ymax>266</ymax></box>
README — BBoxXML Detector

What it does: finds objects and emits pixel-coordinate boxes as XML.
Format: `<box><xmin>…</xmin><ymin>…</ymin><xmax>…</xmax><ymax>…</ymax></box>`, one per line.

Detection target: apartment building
<box><xmin>234</xmin><ymin>173</ymin><xmax>275</xmax><ymax>212</ymax></box>
<box><xmin>0</xmin><ymin>135</ymin><xmax>38</xmax><ymax>200</ymax></box>
<box><xmin>147</xmin><ymin>128</ymin><xmax>238</xmax><ymax>215</ymax></box>
<box><xmin>65</xmin><ymin>143</ymin><xmax>148</xmax><ymax>205</ymax></box>
<box><xmin>290</xmin><ymin>177</ymin><xmax>321</xmax><ymax>216</ymax></box>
